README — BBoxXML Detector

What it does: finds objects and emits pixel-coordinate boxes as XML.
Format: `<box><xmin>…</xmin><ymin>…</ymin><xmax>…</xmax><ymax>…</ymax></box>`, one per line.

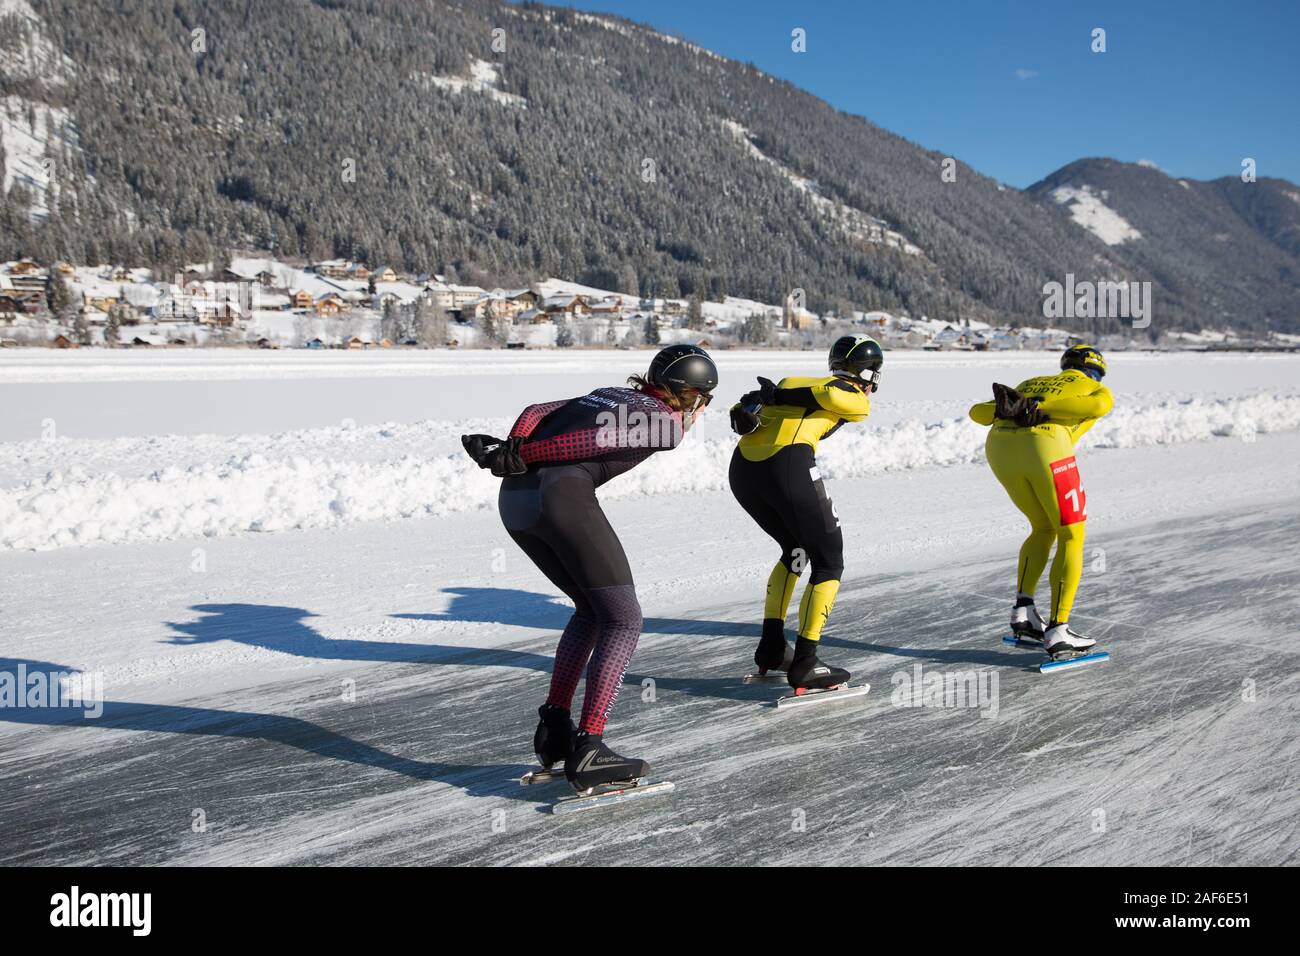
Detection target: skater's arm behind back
<box><xmin>1036</xmin><ymin>381</ymin><xmax>1114</xmax><ymax>425</ymax></box>
<box><xmin>509</xmin><ymin>399</ymin><xmax>571</xmax><ymax>439</ymax></box>
<box><xmin>969</xmin><ymin>400</ymin><xmax>996</xmax><ymax>426</ymax></box>
<box><xmin>776</xmin><ymin>376</ymin><xmax>871</xmax><ymax>422</ymax></box>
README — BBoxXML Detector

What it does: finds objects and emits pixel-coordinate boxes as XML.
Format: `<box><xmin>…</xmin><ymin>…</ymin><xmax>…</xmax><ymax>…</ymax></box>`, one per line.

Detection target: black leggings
<box><xmin>729</xmin><ymin>444</ymin><xmax>844</xmax><ymax>583</ymax></box>
<box><xmin>500</xmin><ymin>470</ymin><xmax>642</xmax><ymax>736</ymax></box>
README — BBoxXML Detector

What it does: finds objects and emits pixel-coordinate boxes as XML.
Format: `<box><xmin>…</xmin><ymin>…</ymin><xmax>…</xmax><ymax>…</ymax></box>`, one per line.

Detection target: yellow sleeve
<box><xmin>808</xmin><ymin>378</ymin><xmax>871</xmax><ymax>421</ymax></box>
<box><xmin>969</xmin><ymin>401</ymin><xmax>996</xmax><ymax>426</ymax></box>
<box><xmin>1037</xmin><ymin>383</ymin><xmax>1114</xmax><ymax>425</ymax></box>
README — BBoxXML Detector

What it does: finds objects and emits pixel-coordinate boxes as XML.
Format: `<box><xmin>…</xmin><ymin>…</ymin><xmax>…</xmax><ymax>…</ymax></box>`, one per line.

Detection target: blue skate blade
<box><xmin>1003</xmin><ymin>634</ymin><xmax>1044</xmax><ymax>649</ymax></box>
<box><xmin>1039</xmin><ymin>650</ymin><xmax>1110</xmax><ymax>674</ymax></box>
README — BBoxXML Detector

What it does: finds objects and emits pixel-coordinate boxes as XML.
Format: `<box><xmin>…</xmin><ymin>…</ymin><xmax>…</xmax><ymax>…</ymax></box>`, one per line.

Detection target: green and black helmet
<box><xmin>829</xmin><ymin>335</ymin><xmax>884</xmax><ymax>390</ymax></box>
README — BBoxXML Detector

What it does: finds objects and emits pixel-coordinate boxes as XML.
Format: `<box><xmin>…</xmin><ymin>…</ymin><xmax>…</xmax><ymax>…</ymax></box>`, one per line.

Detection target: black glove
<box><xmin>991</xmin><ymin>384</ymin><xmax>1046</xmax><ymax>428</ymax></box>
<box><xmin>488</xmin><ymin>436</ymin><xmax>527</xmax><ymax>477</ymax></box>
<box><xmin>755</xmin><ymin>376</ymin><xmax>779</xmax><ymax>405</ymax></box>
<box><xmin>992</xmin><ymin>383</ymin><xmax>1022</xmax><ymax>421</ymax></box>
<box><xmin>730</xmin><ymin>404</ymin><xmax>761</xmax><ymax>435</ymax></box>
<box><xmin>461</xmin><ymin>433</ymin><xmax>504</xmax><ymax>468</ymax></box>
<box><xmin>461</xmin><ymin>434</ymin><xmax>527</xmax><ymax>476</ymax></box>
<box><xmin>1014</xmin><ymin>400</ymin><xmax>1046</xmax><ymax>428</ymax></box>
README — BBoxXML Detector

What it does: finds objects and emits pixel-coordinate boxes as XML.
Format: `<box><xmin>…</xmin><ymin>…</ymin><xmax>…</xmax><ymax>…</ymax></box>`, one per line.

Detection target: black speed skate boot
<box><xmin>533</xmin><ymin>704</ymin><xmax>576</xmax><ymax>769</ymax></box>
<box><xmin>786</xmin><ymin>637</ymin><xmax>850</xmax><ymax>691</ymax></box>
<box><xmin>565</xmin><ymin>733</ymin><xmax>649</xmax><ymax>792</ymax></box>
<box><xmin>753</xmin><ymin>618</ymin><xmax>795</xmax><ymax>673</ymax></box>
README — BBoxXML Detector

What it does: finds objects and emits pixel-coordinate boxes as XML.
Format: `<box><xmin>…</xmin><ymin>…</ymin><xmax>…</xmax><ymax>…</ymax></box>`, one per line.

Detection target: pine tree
<box><xmin>687</xmin><ymin>294</ymin><xmax>704</xmax><ymax>331</ymax></box>
<box><xmin>555</xmin><ymin>315</ymin><xmax>574</xmax><ymax>348</ymax></box>
<box><xmin>104</xmin><ymin>307</ymin><xmax>121</xmax><ymax>347</ymax></box>
<box><xmin>72</xmin><ymin>309</ymin><xmax>90</xmax><ymax>346</ymax></box>
<box><xmin>48</xmin><ymin>272</ymin><xmax>75</xmax><ymax>320</ymax></box>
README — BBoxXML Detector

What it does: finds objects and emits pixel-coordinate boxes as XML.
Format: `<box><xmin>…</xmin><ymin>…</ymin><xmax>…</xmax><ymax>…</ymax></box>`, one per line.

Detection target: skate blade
<box><xmin>774</xmin><ymin>682</ymin><xmax>870</xmax><ymax>709</ymax></box>
<box><xmin>519</xmin><ymin>768</ymin><xmax>566</xmax><ymax>786</ymax></box>
<box><xmin>1002</xmin><ymin>633</ymin><xmax>1044</xmax><ymax>649</ymax></box>
<box><xmin>1039</xmin><ymin>650</ymin><xmax>1109</xmax><ymax>674</ymax></box>
<box><xmin>551</xmin><ymin>780</ymin><xmax>675</xmax><ymax>815</ymax></box>
<box><xmin>742</xmin><ymin>670</ymin><xmax>788</xmax><ymax>684</ymax></box>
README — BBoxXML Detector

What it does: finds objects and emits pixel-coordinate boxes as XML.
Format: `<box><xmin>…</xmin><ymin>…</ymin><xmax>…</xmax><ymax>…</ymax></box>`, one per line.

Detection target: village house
<box><xmin>86</xmin><ymin>289</ymin><xmax>123</xmax><ymax>313</ymax></box>
<box><xmin>311</xmin><ymin>259</ymin><xmax>352</xmax><ymax>279</ymax></box>
<box><xmin>588</xmin><ymin>295</ymin><xmax>623</xmax><ymax>317</ymax></box>
<box><xmin>290</xmin><ymin>289</ymin><xmax>314</xmax><ymax>310</ymax></box>
<box><xmin>423</xmin><ymin>279</ymin><xmax>453</xmax><ymax>311</ymax></box>
<box><xmin>462</xmin><ymin>290</ymin><xmax>525</xmax><ymax>322</ymax></box>
<box><xmin>371</xmin><ymin>281</ymin><xmax>424</xmax><ymax>310</ymax></box>
<box><xmin>542</xmin><ymin>293</ymin><xmax>591</xmax><ymax>317</ymax></box>
<box><xmin>4</xmin><ymin>259</ymin><xmax>47</xmax><ymax>290</ymax></box>
<box><xmin>314</xmin><ymin>293</ymin><xmax>346</xmax><ymax>316</ymax></box>
<box><xmin>507</xmin><ymin>288</ymin><xmax>539</xmax><ymax>309</ymax></box>
<box><xmin>447</xmin><ymin>283</ymin><xmax>488</xmax><ymax>309</ymax></box>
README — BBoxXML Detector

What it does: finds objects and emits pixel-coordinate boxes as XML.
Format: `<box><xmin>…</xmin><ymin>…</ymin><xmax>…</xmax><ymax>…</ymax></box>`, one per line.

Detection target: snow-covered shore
<box><xmin>2</xmin><ymin>390</ymin><xmax>1297</xmax><ymax>551</ymax></box>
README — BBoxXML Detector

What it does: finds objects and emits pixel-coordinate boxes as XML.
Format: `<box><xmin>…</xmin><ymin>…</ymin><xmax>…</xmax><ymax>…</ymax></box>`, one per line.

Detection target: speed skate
<box><xmin>1002</xmin><ymin>635</ymin><xmax>1110</xmax><ymax>674</ymax></box>
<box><xmin>519</xmin><ymin>767</ymin><xmax>675</xmax><ymax>814</ymax></box>
<box><xmin>774</xmin><ymin>682</ymin><xmax>870</xmax><ymax>709</ymax></box>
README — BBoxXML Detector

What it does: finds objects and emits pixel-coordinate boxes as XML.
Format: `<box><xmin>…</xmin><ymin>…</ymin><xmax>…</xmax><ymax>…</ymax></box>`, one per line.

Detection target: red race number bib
<box><xmin>1050</xmin><ymin>456</ymin><xmax>1087</xmax><ymax>526</ymax></box>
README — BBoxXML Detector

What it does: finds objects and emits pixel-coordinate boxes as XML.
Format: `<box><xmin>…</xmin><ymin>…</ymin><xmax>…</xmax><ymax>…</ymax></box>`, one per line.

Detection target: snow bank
<box><xmin>3</xmin><ymin>393</ymin><xmax>1297</xmax><ymax>551</ymax></box>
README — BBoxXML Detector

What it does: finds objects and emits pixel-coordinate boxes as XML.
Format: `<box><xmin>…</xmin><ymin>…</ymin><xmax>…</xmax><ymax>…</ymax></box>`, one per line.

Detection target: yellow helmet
<box><xmin>1060</xmin><ymin>343</ymin><xmax>1107</xmax><ymax>380</ymax></box>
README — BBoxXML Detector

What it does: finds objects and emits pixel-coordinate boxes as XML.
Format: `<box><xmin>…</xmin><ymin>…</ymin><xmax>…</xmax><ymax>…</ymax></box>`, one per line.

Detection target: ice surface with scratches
<box><xmin>1050</xmin><ymin>184</ymin><xmax>1142</xmax><ymax>245</ymax></box>
<box><xmin>0</xmin><ymin>349</ymin><xmax>1297</xmax><ymax>864</ymax></box>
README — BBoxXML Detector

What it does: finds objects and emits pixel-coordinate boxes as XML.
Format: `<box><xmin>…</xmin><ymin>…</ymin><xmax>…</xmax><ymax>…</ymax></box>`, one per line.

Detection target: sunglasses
<box><xmin>679</xmin><ymin>389</ymin><xmax>713</xmax><ymax>413</ymax></box>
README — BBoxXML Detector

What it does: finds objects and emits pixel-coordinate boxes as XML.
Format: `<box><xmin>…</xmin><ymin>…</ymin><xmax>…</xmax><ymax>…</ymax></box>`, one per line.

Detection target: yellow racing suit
<box><xmin>969</xmin><ymin>369</ymin><xmax>1114</xmax><ymax>624</ymax></box>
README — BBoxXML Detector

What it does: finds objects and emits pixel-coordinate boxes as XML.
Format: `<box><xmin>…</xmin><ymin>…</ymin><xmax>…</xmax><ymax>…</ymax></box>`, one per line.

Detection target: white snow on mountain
<box><xmin>419</xmin><ymin>58</ymin><xmax>526</xmax><ymax>109</ymax></box>
<box><xmin>722</xmin><ymin>120</ymin><xmax>923</xmax><ymax>256</ymax></box>
<box><xmin>1050</xmin><ymin>184</ymin><xmax>1143</xmax><ymax>245</ymax></box>
<box><xmin>0</xmin><ymin>1</ymin><xmax>78</xmax><ymax>222</ymax></box>
<box><xmin>0</xmin><ymin>97</ymin><xmax>77</xmax><ymax>223</ymax></box>
<box><xmin>0</xmin><ymin>0</ymin><xmax>73</xmax><ymax>85</ymax></box>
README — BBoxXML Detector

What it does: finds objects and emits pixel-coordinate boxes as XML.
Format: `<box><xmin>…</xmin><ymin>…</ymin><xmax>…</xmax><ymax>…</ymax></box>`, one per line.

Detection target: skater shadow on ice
<box><xmin>0</xmin><ymin>656</ymin><xmax>549</xmax><ymax>804</ymax></box>
<box><xmin>820</xmin><ymin>634</ymin><xmax>1026</xmax><ymax>669</ymax></box>
<box><xmin>166</xmin><ymin>603</ymin><xmax>761</xmax><ymax>703</ymax></box>
<box><xmin>166</xmin><ymin>603</ymin><xmax>556</xmax><ymax>672</ymax></box>
<box><xmin>394</xmin><ymin>586</ymin><xmax>754</xmax><ymax>638</ymax></box>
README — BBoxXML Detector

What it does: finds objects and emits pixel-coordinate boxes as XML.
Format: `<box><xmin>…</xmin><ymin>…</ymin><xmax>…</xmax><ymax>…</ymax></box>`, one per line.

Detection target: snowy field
<box><xmin>0</xmin><ymin>349</ymin><xmax>1297</xmax><ymax>865</ymax></box>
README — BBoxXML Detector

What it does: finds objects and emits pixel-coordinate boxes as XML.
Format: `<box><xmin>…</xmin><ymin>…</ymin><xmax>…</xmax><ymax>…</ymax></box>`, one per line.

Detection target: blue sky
<box><xmin>553</xmin><ymin>0</ymin><xmax>1299</xmax><ymax>187</ymax></box>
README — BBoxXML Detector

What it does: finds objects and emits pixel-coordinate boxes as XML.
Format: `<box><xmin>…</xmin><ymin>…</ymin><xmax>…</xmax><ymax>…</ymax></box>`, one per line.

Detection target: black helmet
<box><xmin>647</xmin><ymin>344</ymin><xmax>719</xmax><ymax>396</ymax></box>
<box><xmin>1060</xmin><ymin>343</ymin><xmax>1107</xmax><ymax>380</ymax></box>
<box><xmin>829</xmin><ymin>335</ymin><xmax>884</xmax><ymax>390</ymax></box>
